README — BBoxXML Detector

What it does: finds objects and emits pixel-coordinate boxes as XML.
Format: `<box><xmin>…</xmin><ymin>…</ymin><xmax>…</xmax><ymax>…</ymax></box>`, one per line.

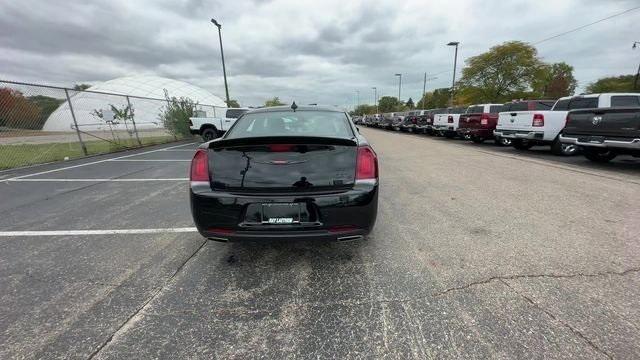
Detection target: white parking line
<box><xmin>108</xmin><ymin>159</ymin><xmax>191</xmax><ymax>162</ymax></box>
<box><xmin>4</xmin><ymin>142</ymin><xmax>197</xmax><ymax>181</ymax></box>
<box><xmin>6</xmin><ymin>178</ymin><xmax>188</xmax><ymax>182</ymax></box>
<box><xmin>0</xmin><ymin>227</ymin><xmax>198</xmax><ymax>237</ymax></box>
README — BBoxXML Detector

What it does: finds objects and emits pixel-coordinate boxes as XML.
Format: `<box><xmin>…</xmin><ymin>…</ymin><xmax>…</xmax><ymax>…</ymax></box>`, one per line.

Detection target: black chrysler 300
<box><xmin>189</xmin><ymin>105</ymin><xmax>379</xmax><ymax>242</ymax></box>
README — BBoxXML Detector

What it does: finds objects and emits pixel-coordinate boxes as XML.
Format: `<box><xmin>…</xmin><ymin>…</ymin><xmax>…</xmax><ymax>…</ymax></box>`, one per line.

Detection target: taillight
<box><xmin>190</xmin><ymin>148</ymin><xmax>209</xmax><ymax>182</ymax></box>
<box><xmin>480</xmin><ymin>114</ymin><xmax>489</xmax><ymax>126</ymax></box>
<box><xmin>564</xmin><ymin>113</ymin><xmax>570</xmax><ymax>127</ymax></box>
<box><xmin>356</xmin><ymin>146</ymin><xmax>378</xmax><ymax>180</ymax></box>
<box><xmin>532</xmin><ymin>114</ymin><xmax>544</xmax><ymax>127</ymax></box>
<box><xmin>412</xmin><ymin>117</ymin><xmax>417</xmax><ymax>124</ymax></box>
<box><xmin>447</xmin><ymin>115</ymin><xmax>453</xmax><ymax>123</ymax></box>
<box><xmin>268</xmin><ymin>144</ymin><xmax>295</xmax><ymax>152</ymax></box>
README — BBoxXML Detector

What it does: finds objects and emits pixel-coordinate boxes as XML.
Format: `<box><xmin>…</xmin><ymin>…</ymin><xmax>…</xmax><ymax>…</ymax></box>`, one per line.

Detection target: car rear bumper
<box><xmin>494</xmin><ymin>129</ymin><xmax>545</xmax><ymax>140</ymax></box>
<box><xmin>560</xmin><ymin>134</ymin><xmax>640</xmax><ymax>150</ymax></box>
<box><xmin>457</xmin><ymin>128</ymin><xmax>493</xmax><ymax>139</ymax></box>
<box><xmin>190</xmin><ymin>184</ymin><xmax>378</xmax><ymax>242</ymax></box>
<box><xmin>433</xmin><ymin>124</ymin><xmax>456</xmax><ymax>131</ymax></box>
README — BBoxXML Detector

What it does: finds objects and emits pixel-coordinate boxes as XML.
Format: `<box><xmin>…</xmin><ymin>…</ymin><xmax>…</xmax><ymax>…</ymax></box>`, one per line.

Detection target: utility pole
<box><xmin>447</xmin><ymin>41</ymin><xmax>460</xmax><ymax>107</ymax></box>
<box><xmin>394</xmin><ymin>74</ymin><xmax>402</xmax><ymax>102</ymax></box>
<box><xmin>372</xmin><ymin>87</ymin><xmax>378</xmax><ymax>114</ymax></box>
<box><xmin>211</xmin><ymin>18</ymin><xmax>230</xmax><ymax>107</ymax></box>
<box><xmin>422</xmin><ymin>72</ymin><xmax>427</xmax><ymax>101</ymax></box>
<box><xmin>633</xmin><ymin>42</ymin><xmax>640</xmax><ymax>90</ymax></box>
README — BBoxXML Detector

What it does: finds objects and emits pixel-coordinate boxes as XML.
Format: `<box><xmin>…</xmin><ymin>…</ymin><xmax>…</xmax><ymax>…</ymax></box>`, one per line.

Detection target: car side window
<box><xmin>553</xmin><ymin>99</ymin><xmax>570</xmax><ymax>111</ymax></box>
<box><xmin>226</xmin><ymin>109</ymin><xmax>247</xmax><ymax>119</ymax></box>
<box><xmin>611</xmin><ymin>96</ymin><xmax>640</xmax><ymax>107</ymax></box>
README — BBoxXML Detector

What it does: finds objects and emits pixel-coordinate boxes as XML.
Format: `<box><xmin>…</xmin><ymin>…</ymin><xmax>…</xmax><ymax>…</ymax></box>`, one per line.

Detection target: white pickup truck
<box><xmin>189</xmin><ymin>108</ymin><xmax>250</xmax><ymax>141</ymax></box>
<box><xmin>432</xmin><ymin>106</ymin><xmax>468</xmax><ymax>138</ymax></box>
<box><xmin>494</xmin><ymin>93</ymin><xmax>640</xmax><ymax>155</ymax></box>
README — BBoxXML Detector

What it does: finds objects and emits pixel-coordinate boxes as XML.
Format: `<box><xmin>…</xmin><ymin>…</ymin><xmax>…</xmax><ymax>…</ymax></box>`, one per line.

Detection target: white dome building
<box><xmin>43</xmin><ymin>75</ymin><xmax>226</xmax><ymax>131</ymax></box>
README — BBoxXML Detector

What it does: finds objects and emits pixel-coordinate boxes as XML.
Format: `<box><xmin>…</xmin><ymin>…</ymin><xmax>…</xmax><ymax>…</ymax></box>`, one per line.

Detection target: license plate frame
<box><xmin>261</xmin><ymin>203</ymin><xmax>302</xmax><ymax>224</ymax></box>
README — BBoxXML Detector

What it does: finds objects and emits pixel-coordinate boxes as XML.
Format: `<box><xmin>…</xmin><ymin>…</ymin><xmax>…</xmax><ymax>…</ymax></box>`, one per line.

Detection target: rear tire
<box><xmin>201</xmin><ymin>128</ymin><xmax>219</xmax><ymax>142</ymax></box>
<box><xmin>471</xmin><ymin>136</ymin><xmax>484</xmax><ymax>144</ymax></box>
<box><xmin>583</xmin><ymin>148</ymin><xmax>617</xmax><ymax>163</ymax></box>
<box><xmin>444</xmin><ymin>132</ymin><xmax>456</xmax><ymax>139</ymax></box>
<box><xmin>551</xmin><ymin>137</ymin><xmax>579</xmax><ymax>156</ymax></box>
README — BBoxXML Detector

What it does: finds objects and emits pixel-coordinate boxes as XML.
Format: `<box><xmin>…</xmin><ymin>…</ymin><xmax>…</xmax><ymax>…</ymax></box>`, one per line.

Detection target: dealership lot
<box><xmin>1</xmin><ymin>128</ymin><xmax>639</xmax><ymax>359</ymax></box>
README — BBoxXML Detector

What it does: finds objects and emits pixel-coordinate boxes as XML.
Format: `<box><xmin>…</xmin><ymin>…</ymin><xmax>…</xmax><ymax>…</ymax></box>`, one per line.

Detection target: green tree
<box><xmin>377</xmin><ymin>96</ymin><xmax>401</xmax><ymax>113</ymax></box>
<box><xmin>352</xmin><ymin>104</ymin><xmax>377</xmax><ymax>116</ymax></box>
<box><xmin>27</xmin><ymin>95</ymin><xmax>65</xmax><ymax>128</ymax></box>
<box><xmin>586</xmin><ymin>74</ymin><xmax>639</xmax><ymax>93</ymax></box>
<box><xmin>417</xmin><ymin>88</ymin><xmax>451</xmax><ymax>109</ymax></box>
<box><xmin>264</xmin><ymin>97</ymin><xmax>285</xmax><ymax>107</ymax></box>
<box><xmin>159</xmin><ymin>96</ymin><xmax>196</xmax><ymax>138</ymax></box>
<box><xmin>227</xmin><ymin>99</ymin><xmax>240</xmax><ymax>108</ymax></box>
<box><xmin>405</xmin><ymin>97</ymin><xmax>415</xmax><ymax>109</ymax></box>
<box><xmin>533</xmin><ymin>62</ymin><xmax>577</xmax><ymax>98</ymax></box>
<box><xmin>457</xmin><ymin>41</ymin><xmax>545</xmax><ymax>103</ymax></box>
<box><xmin>73</xmin><ymin>83</ymin><xmax>91</xmax><ymax>91</ymax></box>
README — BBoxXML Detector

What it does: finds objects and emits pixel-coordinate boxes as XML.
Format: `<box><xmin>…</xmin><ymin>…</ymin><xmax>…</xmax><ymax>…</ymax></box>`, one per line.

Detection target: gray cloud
<box><xmin>0</xmin><ymin>0</ymin><xmax>638</xmax><ymax>108</ymax></box>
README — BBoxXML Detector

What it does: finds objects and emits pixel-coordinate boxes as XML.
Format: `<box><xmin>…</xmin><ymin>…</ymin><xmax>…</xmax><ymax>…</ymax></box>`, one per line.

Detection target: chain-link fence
<box><xmin>0</xmin><ymin>80</ymin><xmax>225</xmax><ymax>170</ymax></box>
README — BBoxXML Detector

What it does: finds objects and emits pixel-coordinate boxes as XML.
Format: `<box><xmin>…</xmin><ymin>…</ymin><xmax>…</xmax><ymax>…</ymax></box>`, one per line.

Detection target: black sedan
<box><xmin>190</xmin><ymin>105</ymin><xmax>379</xmax><ymax>242</ymax></box>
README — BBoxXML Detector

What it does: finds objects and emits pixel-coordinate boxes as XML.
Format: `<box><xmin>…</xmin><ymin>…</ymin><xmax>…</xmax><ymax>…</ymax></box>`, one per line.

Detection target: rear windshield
<box><xmin>503</xmin><ymin>102</ymin><xmax>528</xmax><ymax>112</ymax></box>
<box><xmin>226</xmin><ymin>108</ymin><xmax>248</xmax><ymax>119</ymax></box>
<box><xmin>553</xmin><ymin>99</ymin><xmax>570</xmax><ymax>111</ymax></box>
<box><xmin>489</xmin><ymin>105</ymin><xmax>503</xmax><ymax>113</ymax></box>
<box><xmin>225</xmin><ymin>110</ymin><xmax>353</xmax><ymax>139</ymax></box>
<box><xmin>568</xmin><ymin>97</ymin><xmax>598</xmax><ymax>110</ymax></box>
<box><xmin>535</xmin><ymin>101</ymin><xmax>555</xmax><ymax>110</ymax></box>
<box><xmin>467</xmin><ymin>106</ymin><xmax>484</xmax><ymax>114</ymax></box>
<box><xmin>432</xmin><ymin>108</ymin><xmax>447</xmax><ymax>114</ymax></box>
<box><xmin>450</xmin><ymin>107</ymin><xmax>466</xmax><ymax>113</ymax></box>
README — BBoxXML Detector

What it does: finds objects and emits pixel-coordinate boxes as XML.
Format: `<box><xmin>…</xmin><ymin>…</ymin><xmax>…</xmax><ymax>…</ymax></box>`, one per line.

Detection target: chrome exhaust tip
<box><xmin>337</xmin><ymin>235</ymin><xmax>364</xmax><ymax>242</ymax></box>
<box><xmin>208</xmin><ymin>236</ymin><xmax>229</xmax><ymax>242</ymax></box>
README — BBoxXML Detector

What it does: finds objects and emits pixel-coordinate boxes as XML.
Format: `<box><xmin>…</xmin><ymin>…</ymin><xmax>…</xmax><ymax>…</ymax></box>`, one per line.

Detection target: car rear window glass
<box><xmin>568</xmin><ymin>97</ymin><xmax>598</xmax><ymax>110</ymax></box>
<box><xmin>450</xmin><ymin>107</ymin><xmax>466</xmax><ymax>113</ymax></box>
<box><xmin>489</xmin><ymin>105</ymin><xmax>503</xmax><ymax>113</ymax></box>
<box><xmin>226</xmin><ymin>108</ymin><xmax>248</xmax><ymax>119</ymax></box>
<box><xmin>433</xmin><ymin>109</ymin><xmax>447</xmax><ymax>114</ymax></box>
<box><xmin>225</xmin><ymin>110</ymin><xmax>354</xmax><ymax>139</ymax></box>
<box><xmin>507</xmin><ymin>102</ymin><xmax>529</xmax><ymax>111</ymax></box>
<box><xmin>535</xmin><ymin>101</ymin><xmax>555</xmax><ymax>110</ymax></box>
<box><xmin>552</xmin><ymin>99</ymin><xmax>570</xmax><ymax>111</ymax></box>
<box><xmin>467</xmin><ymin>106</ymin><xmax>483</xmax><ymax>113</ymax></box>
<box><xmin>611</xmin><ymin>96</ymin><xmax>640</xmax><ymax>107</ymax></box>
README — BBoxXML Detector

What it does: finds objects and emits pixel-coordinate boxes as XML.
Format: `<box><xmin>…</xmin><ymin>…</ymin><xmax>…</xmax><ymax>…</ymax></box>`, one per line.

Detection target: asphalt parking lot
<box><xmin>1</xmin><ymin>128</ymin><xmax>639</xmax><ymax>359</ymax></box>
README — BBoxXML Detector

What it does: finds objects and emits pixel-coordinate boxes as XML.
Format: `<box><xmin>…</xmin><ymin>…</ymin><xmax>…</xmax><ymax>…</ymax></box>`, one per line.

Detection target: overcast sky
<box><xmin>1</xmin><ymin>0</ymin><xmax>638</xmax><ymax>108</ymax></box>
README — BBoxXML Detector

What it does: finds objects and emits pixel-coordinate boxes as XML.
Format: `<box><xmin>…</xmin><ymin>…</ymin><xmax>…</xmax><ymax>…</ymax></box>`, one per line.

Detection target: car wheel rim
<box><xmin>501</xmin><ymin>138</ymin><xmax>511</xmax><ymax>146</ymax></box>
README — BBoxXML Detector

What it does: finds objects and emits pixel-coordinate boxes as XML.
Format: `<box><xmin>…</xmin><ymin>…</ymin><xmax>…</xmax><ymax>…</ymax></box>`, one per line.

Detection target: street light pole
<box><xmin>211</xmin><ymin>18</ymin><xmax>231</xmax><ymax>107</ymax></box>
<box><xmin>447</xmin><ymin>41</ymin><xmax>460</xmax><ymax>107</ymax></box>
<box><xmin>372</xmin><ymin>87</ymin><xmax>378</xmax><ymax>114</ymax></box>
<box><xmin>633</xmin><ymin>41</ymin><xmax>640</xmax><ymax>90</ymax></box>
<box><xmin>394</xmin><ymin>74</ymin><xmax>402</xmax><ymax>102</ymax></box>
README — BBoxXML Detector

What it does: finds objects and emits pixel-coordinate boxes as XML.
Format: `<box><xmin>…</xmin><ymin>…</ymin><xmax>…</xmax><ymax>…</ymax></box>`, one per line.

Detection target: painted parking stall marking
<box><xmin>0</xmin><ymin>227</ymin><xmax>198</xmax><ymax>237</ymax></box>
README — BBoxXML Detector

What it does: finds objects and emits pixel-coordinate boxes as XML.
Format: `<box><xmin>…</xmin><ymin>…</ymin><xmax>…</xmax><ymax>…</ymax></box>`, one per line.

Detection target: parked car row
<box><xmin>353</xmin><ymin>92</ymin><xmax>640</xmax><ymax>162</ymax></box>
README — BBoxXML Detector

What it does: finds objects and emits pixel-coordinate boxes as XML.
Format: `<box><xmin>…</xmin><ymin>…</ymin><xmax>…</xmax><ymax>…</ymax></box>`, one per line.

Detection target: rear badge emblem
<box><xmin>592</xmin><ymin>116</ymin><xmax>602</xmax><ymax>125</ymax></box>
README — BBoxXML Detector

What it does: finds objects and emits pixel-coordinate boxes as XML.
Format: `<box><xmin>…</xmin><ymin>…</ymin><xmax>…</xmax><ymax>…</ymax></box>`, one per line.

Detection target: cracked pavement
<box><xmin>0</xmin><ymin>130</ymin><xmax>639</xmax><ymax>359</ymax></box>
